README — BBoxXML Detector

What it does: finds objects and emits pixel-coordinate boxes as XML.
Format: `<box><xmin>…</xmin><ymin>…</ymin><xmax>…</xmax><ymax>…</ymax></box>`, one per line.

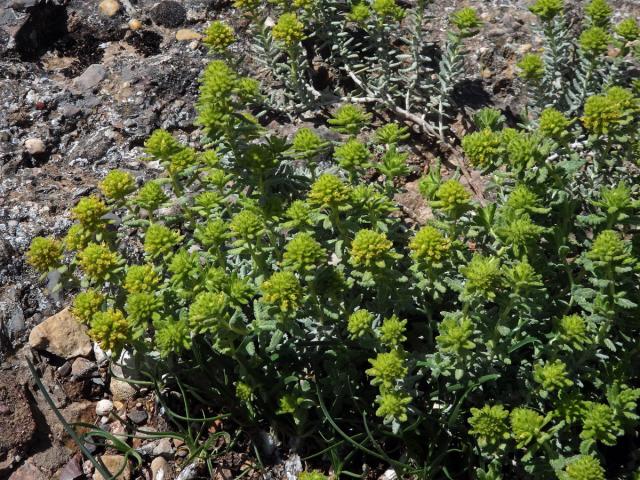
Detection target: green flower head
<box><xmin>505</xmin><ymin>185</ymin><xmax>544</xmax><ymax>214</ymax></box>
<box><xmin>26</xmin><ymin>236</ymin><xmax>63</xmax><ymax>273</ymax></box>
<box><xmin>539</xmin><ymin>107</ymin><xmax>571</xmax><ymax>140</ymax></box>
<box><xmin>144</xmin><ymin>224</ymin><xmax>183</xmax><ymax>258</ymax></box>
<box><xmin>334</xmin><ymin>138</ymin><xmax>370</xmax><ymax>172</ymax></box>
<box><xmin>204</xmin><ymin>21</ymin><xmax>235</xmax><ymax>53</ymax></box>
<box><xmin>124</xmin><ymin>264</ymin><xmax>160</xmax><ymax>293</ymax></box>
<box><xmin>410</xmin><ymin>226</ymin><xmax>451</xmax><ymax>265</ymax></box>
<box><xmin>99</xmin><ymin>170</ymin><xmax>136</xmax><ymax>201</ymax></box>
<box><xmin>229</xmin><ymin>209</ymin><xmax>264</xmax><ymax>241</ymax></box>
<box><xmin>582</xmin><ymin>87</ymin><xmax>637</xmax><ymax>135</ymax></box>
<box><xmin>379</xmin><ymin>315</ymin><xmax>407</xmax><ymax>348</ymax></box>
<box><xmin>77</xmin><ymin>243</ymin><xmax>122</xmax><ymax>283</ymax></box>
<box><xmin>557</xmin><ymin>314</ymin><xmax>589</xmax><ymax>350</ymax></box>
<box><xmin>450</xmin><ymin>7</ymin><xmax>482</xmax><ymax>37</ymax></box>
<box><xmin>434</xmin><ymin>179</ymin><xmax>471</xmax><ymax>218</ymax></box>
<box><xmin>529</xmin><ymin>0</ymin><xmax>563</xmax><ymax>21</ymax></box>
<box><xmin>168</xmin><ymin>147</ymin><xmax>198</xmax><ymax>175</ymax></box>
<box><xmin>155</xmin><ymin>319</ymin><xmax>192</xmax><ymax>357</ymax></box>
<box><xmin>585</xmin><ymin>0</ymin><xmax>612</xmax><ymax>29</ymax></box>
<box><xmin>462</xmin><ymin>129</ymin><xmax>503</xmax><ymax>169</ymax></box>
<box><xmin>261</xmin><ymin>271</ymin><xmax>303</xmax><ymax>313</ymax></box>
<box><xmin>436</xmin><ymin>316</ymin><xmax>475</xmax><ymax>353</ymax></box>
<box><xmin>272</xmin><ymin>13</ymin><xmax>306</xmax><ymax>47</ymax></box>
<box><xmin>235</xmin><ymin>381</ymin><xmax>253</xmax><ymax>403</ymax></box>
<box><xmin>505</xmin><ymin>131</ymin><xmax>544</xmax><ymax>170</ymax></box>
<box><xmin>579</xmin><ymin>26</ymin><xmax>610</xmax><ymax>57</ymax></box>
<box><xmin>468</xmin><ymin>404</ymin><xmax>510</xmax><ymax>450</ymax></box>
<box><xmin>366</xmin><ymin>350</ymin><xmax>407</xmax><ymax>389</ymax></box>
<box><xmin>71</xmin><ymin>289</ymin><xmax>105</xmax><ymax>324</ymax></box>
<box><xmin>125</xmin><ymin>292</ymin><xmax>162</xmax><ymax>326</ymax></box>
<box><xmin>89</xmin><ymin>308</ymin><xmax>129</xmax><ymax>353</ymax></box>
<box><xmin>374</xmin><ymin>123</ymin><xmax>410</xmax><ymax>145</ymax></box>
<box><xmin>195</xmin><ymin>218</ymin><xmax>227</xmax><ymax>248</ymax></box>
<box><xmin>308</xmin><ymin>174</ymin><xmax>351</xmax><ymax>210</ymax></box>
<box><xmin>189</xmin><ymin>291</ymin><xmax>229</xmax><ymax>334</ymax></box>
<box><xmin>371</xmin><ymin>0</ymin><xmax>405</xmax><ymax>21</ymax></box>
<box><xmin>375</xmin><ymin>391</ymin><xmax>412</xmax><ymax>423</ymax></box>
<box><xmin>284</xmin><ymin>200</ymin><xmax>313</xmax><ymax>229</ymax></box>
<box><xmin>616</xmin><ymin>18</ymin><xmax>640</xmax><ymax>42</ymax></box>
<box><xmin>299</xmin><ymin>472</ymin><xmax>328</xmax><ymax>480</ymax></box>
<box><xmin>596</xmin><ymin>182</ymin><xmax>632</xmax><ymax>214</ymax></box>
<box><xmin>563</xmin><ymin>455</ymin><xmax>605</xmax><ymax>480</ymax></box>
<box><xmin>347</xmin><ymin>309</ymin><xmax>374</xmax><ymax>339</ymax></box>
<box><xmin>291</xmin><ymin>128</ymin><xmax>329</xmax><ymax>158</ymax></box>
<box><xmin>510</xmin><ymin>407</ymin><xmax>546</xmax><ymax>448</ymax></box>
<box><xmin>587</xmin><ymin>229</ymin><xmax>629</xmax><ymax>264</ymax></box>
<box><xmin>350</xmin><ymin>229</ymin><xmax>394</xmax><ymax>269</ymax></box>
<box><xmin>496</xmin><ymin>214</ymin><xmax>546</xmax><ymax>253</ymax></box>
<box><xmin>461</xmin><ymin>255</ymin><xmax>502</xmax><ymax>300</ymax></box>
<box><xmin>327</xmin><ymin>104</ymin><xmax>372</xmax><ymax>135</ymax></box>
<box><xmin>517</xmin><ymin>53</ymin><xmax>545</xmax><ymax>82</ymax></box>
<box><xmin>64</xmin><ymin>224</ymin><xmax>92</xmax><ymax>252</ymax></box>
<box><xmin>580</xmin><ymin>403</ymin><xmax>621</xmax><ymax>445</ymax></box>
<box><xmin>144</xmin><ymin>129</ymin><xmax>183</xmax><ymax>162</ymax></box>
<box><xmin>533</xmin><ymin>359</ymin><xmax>573</xmax><ymax>392</ymax></box>
<box><xmin>72</xmin><ymin>196</ymin><xmax>109</xmax><ymax>231</ymax></box>
<box><xmin>473</xmin><ymin>108</ymin><xmax>506</xmax><ymax>131</ymax></box>
<box><xmin>135</xmin><ymin>181</ymin><xmax>167</xmax><ymax>212</ymax></box>
<box><xmin>347</xmin><ymin>3</ymin><xmax>371</xmax><ymax>24</ymax></box>
<box><xmin>282</xmin><ymin>232</ymin><xmax>326</xmax><ymax>272</ymax></box>
<box><xmin>503</xmin><ymin>261</ymin><xmax>543</xmax><ymax>292</ymax></box>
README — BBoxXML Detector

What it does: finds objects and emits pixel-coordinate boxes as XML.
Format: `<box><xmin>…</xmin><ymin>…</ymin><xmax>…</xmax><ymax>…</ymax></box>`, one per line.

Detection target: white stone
<box><xmin>24</xmin><ymin>138</ymin><xmax>46</xmax><ymax>155</ymax></box>
<box><xmin>95</xmin><ymin>399</ymin><xmax>114</xmax><ymax>416</ymax></box>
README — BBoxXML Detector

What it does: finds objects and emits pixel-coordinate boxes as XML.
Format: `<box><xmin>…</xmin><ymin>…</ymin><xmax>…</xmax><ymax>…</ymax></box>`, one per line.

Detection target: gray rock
<box><xmin>73</xmin><ymin>65</ymin><xmax>107</xmax><ymax>93</ymax></box>
<box><xmin>126</xmin><ymin>408</ymin><xmax>148</xmax><ymax>425</ymax></box>
<box><xmin>152</xmin><ymin>437</ymin><xmax>174</xmax><ymax>458</ymax></box>
<box><xmin>71</xmin><ymin>357</ymin><xmax>96</xmax><ymax>378</ymax></box>
<box><xmin>150</xmin><ymin>1</ymin><xmax>186</xmax><ymax>27</ymax></box>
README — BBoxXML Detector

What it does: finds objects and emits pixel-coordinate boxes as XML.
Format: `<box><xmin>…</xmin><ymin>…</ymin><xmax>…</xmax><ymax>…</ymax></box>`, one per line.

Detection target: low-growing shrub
<box><xmin>27</xmin><ymin>0</ymin><xmax>640</xmax><ymax>478</ymax></box>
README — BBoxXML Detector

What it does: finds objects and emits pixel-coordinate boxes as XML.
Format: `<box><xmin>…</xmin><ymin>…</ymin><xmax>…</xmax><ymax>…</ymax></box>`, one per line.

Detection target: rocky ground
<box><xmin>0</xmin><ymin>0</ymin><xmax>638</xmax><ymax>478</ymax></box>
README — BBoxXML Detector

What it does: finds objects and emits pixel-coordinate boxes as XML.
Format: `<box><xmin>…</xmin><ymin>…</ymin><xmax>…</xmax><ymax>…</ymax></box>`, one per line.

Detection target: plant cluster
<box><xmin>26</xmin><ymin>1</ymin><xmax>640</xmax><ymax>479</ymax></box>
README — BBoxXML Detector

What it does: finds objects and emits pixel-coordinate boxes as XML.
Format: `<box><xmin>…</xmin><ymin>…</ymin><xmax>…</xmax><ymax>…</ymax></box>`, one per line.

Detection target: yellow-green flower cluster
<box><xmin>327</xmin><ymin>104</ymin><xmax>372</xmax><ymax>135</ymax></box>
<box><xmin>505</xmin><ymin>185</ymin><xmax>544</xmax><ymax>214</ymax></box>
<box><xmin>26</xmin><ymin>236</ymin><xmax>63</xmax><ymax>273</ymax></box>
<box><xmin>282</xmin><ymin>233</ymin><xmax>326</xmax><ymax>272</ymax></box>
<box><xmin>585</xmin><ymin>0</ymin><xmax>612</xmax><ymax>28</ymax></box>
<box><xmin>462</xmin><ymin>128</ymin><xmax>503</xmax><ymax>169</ymax></box>
<box><xmin>517</xmin><ymin>54</ymin><xmax>545</xmax><ymax>81</ymax></box>
<box><xmin>533</xmin><ymin>359</ymin><xmax>573</xmax><ymax>392</ymax></box>
<box><xmin>124</xmin><ymin>264</ymin><xmax>160</xmax><ymax>293</ymax></box>
<box><xmin>334</xmin><ymin>139</ymin><xmax>370</xmax><ymax>171</ymax></box>
<box><xmin>616</xmin><ymin>18</ymin><xmax>640</xmax><ymax>42</ymax></box>
<box><xmin>204</xmin><ymin>21</ymin><xmax>235</xmax><ymax>53</ymax></box>
<box><xmin>64</xmin><ymin>224</ymin><xmax>92</xmax><ymax>251</ymax></box>
<box><xmin>375</xmin><ymin>391</ymin><xmax>411</xmax><ymax>423</ymax></box>
<box><xmin>89</xmin><ymin>308</ymin><xmax>129</xmax><ymax>353</ymax></box>
<box><xmin>450</xmin><ymin>7</ymin><xmax>482</xmax><ymax>37</ymax></box>
<box><xmin>436</xmin><ymin>316</ymin><xmax>475</xmax><ymax>353</ymax></box>
<box><xmin>195</xmin><ymin>219</ymin><xmax>227</xmax><ymax>248</ymax></box>
<box><xmin>580</xmin><ymin>403</ymin><xmax>621</xmax><ymax>445</ymax></box>
<box><xmin>374</xmin><ymin>123</ymin><xmax>409</xmax><ymax>145</ymax></box>
<box><xmin>349</xmin><ymin>229</ymin><xmax>394</xmax><ymax>269</ymax></box>
<box><xmin>539</xmin><ymin>107</ymin><xmax>571</xmax><ymax>140</ymax></box>
<box><xmin>135</xmin><ymin>181</ymin><xmax>167</xmax><ymax>213</ymax></box>
<box><xmin>582</xmin><ymin>87</ymin><xmax>637</xmax><ymax>136</ymax></box>
<box><xmin>72</xmin><ymin>196</ymin><xmax>109</xmax><ymax>231</ymax></box>
<box><xmin>510</xmin><ymin>407</ymin><xmax>546</xmax><ymax>448</ymax></box>
<box><xmin>461</xmin><ymin>255</ymin><xmax>502</xmax><ymax>300</ymax></box>
<box><xmin>308</xmin><ymin>174</ymin><xmax>351</xmax><ymax>210</ymax></box>
<box><xmin>126</xmin><ymin>292</ymin><xmax>162</xmax><ymax>325</ymax></box>
<box><xmin>468</xmin><ymin>404</ymin><xmax>510</xmax><ymax>449</ymax></box>
<box><xmin>579</xmin><ymin>26</ymin><xmax>610</xmax><ymax>57</ymax></box>
<box><xmin>144</xmin><ymin>224</ymin><xmax>183</xmax><ymax>258</ymax></box>
<box><xmin>235</xmin><ymin>381</ymin><xmax>253</xmax><ymax>403</ymax></box>
<box><xmin>99</xmin><ymin>170</ymin><xmax>136</xmax><ymax>201</ymax></box>
<box><xmin>229</xmin><ymin>209</ymin><xmax>264</xmax><ymax>242</ymax></box>
<box><xmin>410</xmin><ymin>226</ymin><xmax>451</xmax><ymax>264</ymax></box>
<box><xmin>189</xmin><ymin>291</ymin><xmax>229</xmax><ymax>333</ymax></box>
<box><xmin>261</xmin><ymin>271</ymin><xmax>303</xmax><ymax>312</ymax></box>
<box><xmin>272</xmin><ymin>13</ymin><xmax>306</xmax><ymax>47</ymax></box>
<box><xmin>366</xmin><ymin>350</ymin><xmax>407</xmax><ymax>389</ymax></box>
<box><xmin>77</xmin><ymin>243</ymin><xmax>121</xmax><ymax>282</ymax></box>
<box><xmin>347</xmin><ymin>309</ymin><xmax>374</xmax><ymax>339</ymax></box>
<box><xmin>433</xmin><ymin>179</ymin><xmax>470</xmax><ymax>218</ymax></box>
<box><xmin>291</xmin><ymin>128</ymin><xmax>328</xmax><ymax>158</ymax></box>
<box><xmin>144</xmin><ymin>129</ymin><xmax>183</xmax><ymax>162</ymax></box>
<box><xmin>587</xmin><ymin>229</ymin><xmax>628</xmax><ymax>264</ymax></box>
<box><xmin>284</xmin><ymin>200</ymin><xmax>313</xmax><ymax>229</ymax></box>
<box><xmin>379</xmin><ymin>315</ymin><xmax>407</xmax><ymax>348</ymax></box>
<box><xmin>347</xmin><ymin>3</ymin><xmax>371</xmax><ymax>24</ymax></box>
<box><xmin>504</xmin><ymin>131</ymin><xmax>543</xmax><ymax>170</ymax></box>
<box><xmin>529</xmin><ymin>0</ymin><xmax>563</xmax><ymax>21</ymax></box>
<box><xmin>168</xmin><ymin>147</ymin><xmax>198</xmax><ymax>175</ymax></box>
<box><xmin>563</xmin><ymin>455</ymin><xmax>605</xmax><ymax>480</ymax></box>
<box><xmin>154</xmin><ymin>319</ymin><xmax>192</xmax><ymax>357</ymax></box>
<box><xmin>371</xmin><ymin>0</ymin><xmax>404</xmax><ymax>22</ymax></box>
<box><xmin>71</xmin><ymin>289</ymin><xmax>105</xmax><ymax>324</ymax></box>
<box><xmin>557</xmin><ymin>314</ymin><xmax>589</xmax><ymax>350</ymax></box>
<box><xmin>298</xmin><ymin>471</ymin><xmax>328</xmax><ymax>480</ymax></box>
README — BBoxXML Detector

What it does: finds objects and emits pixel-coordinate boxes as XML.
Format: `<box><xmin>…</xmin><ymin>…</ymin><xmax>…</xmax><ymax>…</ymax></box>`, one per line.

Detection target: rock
<box><xmin>127</xmin><ymin>408</ymin><xmax>148</xmax><ymax>425</ymax></box>
<box><xmin>73</xmin><ymin>64</ymin><xmax>107</xmax><ymax>93</ymax></box>
<box><xmin>93</xmin><ymin>342</ymin><xmax>108</xmax><ymax>364</ymax></box>
<box><xmin>57</xmin><ymin>362</ymin><xmax>72</xmax><ymax>377</ymax></box>
<box><xmin>93</xmin><ymin>455</ymin><xmax>130</xmax><ymax>480</ymax></box>
<box><xmin>176</xmin><ymin>29</ymin><xmax>202</xmax><ymax>41</ymax></box>
<box><xmin>28</xmin><ymin>308</ymin><xmax>92</xmax><ymax>359</ymax></box>
<box><xmin>152</xmin><ymin>438</ymin><xmax>174</xmax><ymax>458</ymax></box>
<box><xmin>110</xmin><ymin>365</ymin><xmax>137</xmax><ymax>401</ymax></box>
<box><xmin>58</xmin><ymin>454</ymin><xmax>84</xmax><ymax>480</ymax></box>
<box><xmin>128</xmin><ymin>19</ymin><xmax>143</xmax><ymax>31</ymax></box>
<box><xmin>8</xmin><ymin>461</ymin><xmax>47</xmax><ymax>480</ymax></box>
<box><xmin>98</xmin><ymin>0</ymin><xmax>120</xmax><ymax>17</ymax></box>
<box><xmin>95</xmin><ymin>399</ymin><xmax>114</xmax><ymax>416</ymax></box>
<box><xmin>71</xmin><ymin>357</ymin><xmax>96</xmax><ymax>378</ymax></box>
<box><xmin>150</xmin><ymin>456</ymin><xmax>170</xmax><ymax>480</ymax></box>
<box><xmin>24</xmin><ymin>138</ymin><xmax>46</xmax><ymax>155</ymax></box>
<box><xmin>150</xmin><ymin>1</ymin><xmax>187</xmax><ymax>28</ymax></box>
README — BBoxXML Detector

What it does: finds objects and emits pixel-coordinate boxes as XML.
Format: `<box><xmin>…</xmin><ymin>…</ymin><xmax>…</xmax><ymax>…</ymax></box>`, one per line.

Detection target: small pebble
<box><xmin>128</xmin><ymin>19</ymin><xmax>143</xmax><ymax>30</ymax></box>
<box><xmin>127</xmin><ymin>409</ymin><xmax>148</xmax><ymax>425</ymax></box>
<box><xmin>96</xmin><ymin>399</ymin><xmax>114</xmax><ymax>416</ymax></box>
<box><xmin>175</xmin><ymin>29</ymin><xmax>201</xmax><ymax>41</ymax></box>
<box><xmin>24</xmin><ymin>138</ymin><xmax>46</xmax><ymax>155</ymax></box>
<box><xmin>99</xmin><ymin>0</ymin><xmax>120</xmax><ymax>16</ymax></box>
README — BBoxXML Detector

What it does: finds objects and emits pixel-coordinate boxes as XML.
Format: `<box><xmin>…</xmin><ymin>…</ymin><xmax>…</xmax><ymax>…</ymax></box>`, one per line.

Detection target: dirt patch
<box><xmin>0</xmin><ymin>370</ymin><xmax>37</xmax><ymax>472</ymax></box>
